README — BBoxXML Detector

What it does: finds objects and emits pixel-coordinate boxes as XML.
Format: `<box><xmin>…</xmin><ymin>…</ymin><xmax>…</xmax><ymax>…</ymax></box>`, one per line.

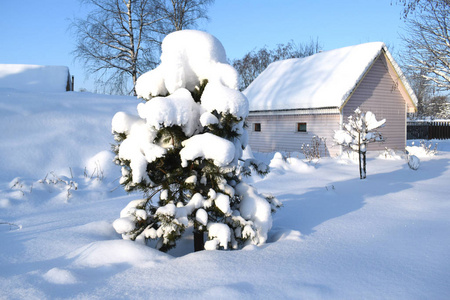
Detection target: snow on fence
<box><xmin>407</xmin><ymin>120</ymin><xmax>450</xmax><ymax>140</ymax></box>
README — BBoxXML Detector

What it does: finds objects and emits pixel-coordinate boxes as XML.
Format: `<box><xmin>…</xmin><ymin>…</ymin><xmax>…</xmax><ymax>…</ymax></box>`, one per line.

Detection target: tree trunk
<box><xmin>362</xmin><ymin>150</ymin><xmax>366</xmax><ymax>179</ymax></box>
<box><xmin>194</xmin><ymin>226</ymin><xmax>204</xmax><ymax>252</ymax></box>
<box><xmin>358</xmin><ymin>132</ymin><xmax>363</xmax><ymax>179</ymax></box>
<box><xmin>132</xmin><ymin>70</ymin><xmax>137</xmax><ymax>96</ymax></box>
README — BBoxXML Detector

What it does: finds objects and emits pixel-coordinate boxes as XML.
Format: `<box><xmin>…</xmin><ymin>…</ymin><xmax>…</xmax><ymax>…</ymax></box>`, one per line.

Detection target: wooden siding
<box><xmin>343</xmin><ymin>54</ymin><xmax>407</xmax><ymax>152</ymax></box>
<box><xmin>247</xmin><ymin>113</ymin><xmax>341</xmax><ymax>156</ymax></box>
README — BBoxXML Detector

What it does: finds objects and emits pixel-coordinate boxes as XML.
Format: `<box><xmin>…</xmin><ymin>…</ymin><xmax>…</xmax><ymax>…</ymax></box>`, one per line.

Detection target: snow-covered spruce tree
<box><xmin>334</xmin><ymin>108</ymin><xmax>386</xmax><ymax>179</ymax></box>
<box><xmin>111</xmin><ymin>30</ymin><xmax>279</xmax><ymax>252</ymax></box>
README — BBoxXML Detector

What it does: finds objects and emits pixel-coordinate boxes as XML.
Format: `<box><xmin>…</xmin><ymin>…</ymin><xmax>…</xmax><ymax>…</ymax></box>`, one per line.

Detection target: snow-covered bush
<box><xmin>334</xmin><ymin>108</ymin><xmax>385</xmax><ymax>179</ymax></box>
<box><xmin>111</xmin><ymin>30</ymin><xmax>279</xmax><ymax>252</ymax></box>
<box><xmin>406</xmin><ymin>140</ymin><xmax>438</xmax><ymax>157</ymax></box>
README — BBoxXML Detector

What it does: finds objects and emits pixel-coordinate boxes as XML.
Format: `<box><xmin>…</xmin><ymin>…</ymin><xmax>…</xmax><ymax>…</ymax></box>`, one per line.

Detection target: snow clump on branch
<box><xmin>135</xmin><ymin>30</ymin><xmax>239</xmax><ymax>98</ymax></box>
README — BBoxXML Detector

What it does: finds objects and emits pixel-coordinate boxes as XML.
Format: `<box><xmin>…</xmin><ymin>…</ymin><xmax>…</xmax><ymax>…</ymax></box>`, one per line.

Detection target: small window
<box><xmin>254</xmin><ymin>123</ymin><xmax>261</xmax><ymax>132</ymax></box>
<box><xmin>297</xmin><ymin>122</ymin><xmax>307</xmax><ymax>132</ymax></box>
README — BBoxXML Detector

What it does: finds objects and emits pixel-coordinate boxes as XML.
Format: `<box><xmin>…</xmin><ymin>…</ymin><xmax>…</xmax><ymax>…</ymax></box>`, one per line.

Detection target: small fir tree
<box><xmin>334</xmin><ymin>108</ymin><xmax>386</xmax><ymax>179</ymax></box>
<box><xmin>111</xmin><ymin>30</ymin><xmax>280</xmax><ymax>252</ymax></box>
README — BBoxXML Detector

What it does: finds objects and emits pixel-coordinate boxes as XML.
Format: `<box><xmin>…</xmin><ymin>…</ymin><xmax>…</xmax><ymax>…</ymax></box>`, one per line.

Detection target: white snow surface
<box><xmin>244</xmin><ymin>42</ymin><xmax>404</xmax><ymax>111</ymax></box>
<box><xmin>1</xmin><ymin>88</ymin><xmax>450</xmax><ymax>298</ymax></box>
<box><xmin>0</xmin><ymin>64</ymin><xmax>70</xmax><ymax>92</ymax></box>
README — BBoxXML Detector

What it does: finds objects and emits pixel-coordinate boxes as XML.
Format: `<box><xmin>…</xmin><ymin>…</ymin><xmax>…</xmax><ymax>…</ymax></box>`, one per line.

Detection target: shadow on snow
<box><xmin>268</xmin><ymin>157</ymin><xmax>449</xmax><ymax>239</ymax></box>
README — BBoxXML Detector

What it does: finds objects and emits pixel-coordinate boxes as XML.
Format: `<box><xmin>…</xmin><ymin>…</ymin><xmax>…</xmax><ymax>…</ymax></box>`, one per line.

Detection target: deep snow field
<box><xmin>1</xmin><ymin>89</ymin><xmax>450</xmax><ymax>299</ymax></box>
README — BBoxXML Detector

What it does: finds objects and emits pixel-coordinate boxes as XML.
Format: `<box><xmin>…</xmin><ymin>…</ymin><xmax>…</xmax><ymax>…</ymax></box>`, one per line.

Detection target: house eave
<box><xmin>248</xmin><ymin>107</ymin><xmax>341</xmax><ymax>116</ymax></box>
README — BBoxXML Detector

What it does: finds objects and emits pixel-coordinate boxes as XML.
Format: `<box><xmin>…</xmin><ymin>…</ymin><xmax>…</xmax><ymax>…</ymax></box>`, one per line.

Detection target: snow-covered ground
<box><xmin>1</xmin><ymin>88</ymin><xmax>450</xmax><ymax>299</ymax></box>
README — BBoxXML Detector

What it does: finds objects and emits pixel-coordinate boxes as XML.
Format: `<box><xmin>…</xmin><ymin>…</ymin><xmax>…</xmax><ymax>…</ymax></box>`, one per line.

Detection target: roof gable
<box><xmin>244</xmin><ymin>42</ymin><xmax>417</xmax><ymax>112</ymax></box>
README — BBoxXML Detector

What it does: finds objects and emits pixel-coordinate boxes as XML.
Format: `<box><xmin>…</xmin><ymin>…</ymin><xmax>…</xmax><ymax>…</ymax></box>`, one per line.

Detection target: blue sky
<box><xmin>0</xmin><ymin>0</ymin><xmax>406</xmax><ymax>92</ymax></box>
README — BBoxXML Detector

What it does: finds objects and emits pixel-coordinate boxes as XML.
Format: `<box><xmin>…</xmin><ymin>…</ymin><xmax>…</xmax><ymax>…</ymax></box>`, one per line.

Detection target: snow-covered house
<box><xmin>244</xmin><ymin>42</ymin><xmax>417</xmax><ymax>156</ymax></box>
<box><xmin>0</xmin><ymin>64</ymin><xmax>73</xmax><ymax>92</ymax></box>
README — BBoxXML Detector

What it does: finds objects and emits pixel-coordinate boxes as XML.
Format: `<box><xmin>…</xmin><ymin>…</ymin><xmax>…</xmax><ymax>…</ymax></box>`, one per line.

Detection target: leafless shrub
<box><xmin>301</xmin><ymin>136</ymin><xmax>328</xmax><ymax>161</ymax></box>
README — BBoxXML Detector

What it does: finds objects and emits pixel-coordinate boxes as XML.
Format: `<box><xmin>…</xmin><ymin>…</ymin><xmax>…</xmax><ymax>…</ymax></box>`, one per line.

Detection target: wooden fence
<box><xmin>407</xmin><ymin>120</ymin><xmax>450</xmax><ymax>140</ymax></box>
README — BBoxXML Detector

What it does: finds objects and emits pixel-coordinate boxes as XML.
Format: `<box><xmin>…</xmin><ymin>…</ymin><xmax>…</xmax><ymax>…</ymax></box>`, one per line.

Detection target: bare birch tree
<box><xmin>156</xmin><ymin>0</ymin><xmax>214</xmax><ymax>31</ymax></box>
<box><xmin>72</xmin><ymin>0</ymin><xmax>214</xmax><ymax>95</ymax></box>
<box><xmin>401</xmin><ymin>0</ymin><xmax>450</xmax><ymax>91</ymax></box>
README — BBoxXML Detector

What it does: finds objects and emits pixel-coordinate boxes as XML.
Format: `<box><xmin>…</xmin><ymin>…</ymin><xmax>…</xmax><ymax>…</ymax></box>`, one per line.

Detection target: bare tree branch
<box><xmin>402</xmin><ymin>0</ymin><xmax>450</xmax><ymax>91</ymax></box>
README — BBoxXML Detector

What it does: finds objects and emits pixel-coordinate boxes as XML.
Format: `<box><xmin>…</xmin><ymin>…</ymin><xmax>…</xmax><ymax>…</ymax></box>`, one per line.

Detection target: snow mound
<box><xmin>269</xmin><ymin>152</ymin><xmax>313</xmax><ymax>174</ymax></box>
<box><xmin>73</xmin><ymin>221</ymin><xmax>117</xmax><ymax>239</ymax></box>
<box><xmin>269</xmin><ymin>229</ymin><xmax>302</xmax><ymax>242</ymax></box>
<box><xmin>43</xmin><ymin>268</ymin><xmax>77</xmax><ymax>285</ymax></box>
<box><xmin>68</xmin><ymin>240</ymin><xmax>171</xmax><ymax>268</ymax></box>
<box><xmin>85</xmin><ymin>151</ymin><xmax>115</xmax><ymax>180</ymax></box>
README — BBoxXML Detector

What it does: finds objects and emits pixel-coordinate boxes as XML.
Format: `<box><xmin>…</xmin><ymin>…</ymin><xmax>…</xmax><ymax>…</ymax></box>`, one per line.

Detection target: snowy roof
<box><xmin>0</xmin><ymin>64</ymin><xmax>71</xmax><ymax>92</ymax></box>
<box><xmin>244</xmin><ymin>42</ymin><xmax>417</xmax><ymax>112</ymax></box>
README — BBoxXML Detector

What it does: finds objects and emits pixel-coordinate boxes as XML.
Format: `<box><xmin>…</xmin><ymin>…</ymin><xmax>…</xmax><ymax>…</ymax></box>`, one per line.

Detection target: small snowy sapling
<box><xmin>111</xmin><ymin>30</ymin><xmax>279</xmax><ymax>252</ymax></box>
<box><xmin>334</xmin><ymin>108</ymin><xmax>385</xmax><ymax>179</ymax></box>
